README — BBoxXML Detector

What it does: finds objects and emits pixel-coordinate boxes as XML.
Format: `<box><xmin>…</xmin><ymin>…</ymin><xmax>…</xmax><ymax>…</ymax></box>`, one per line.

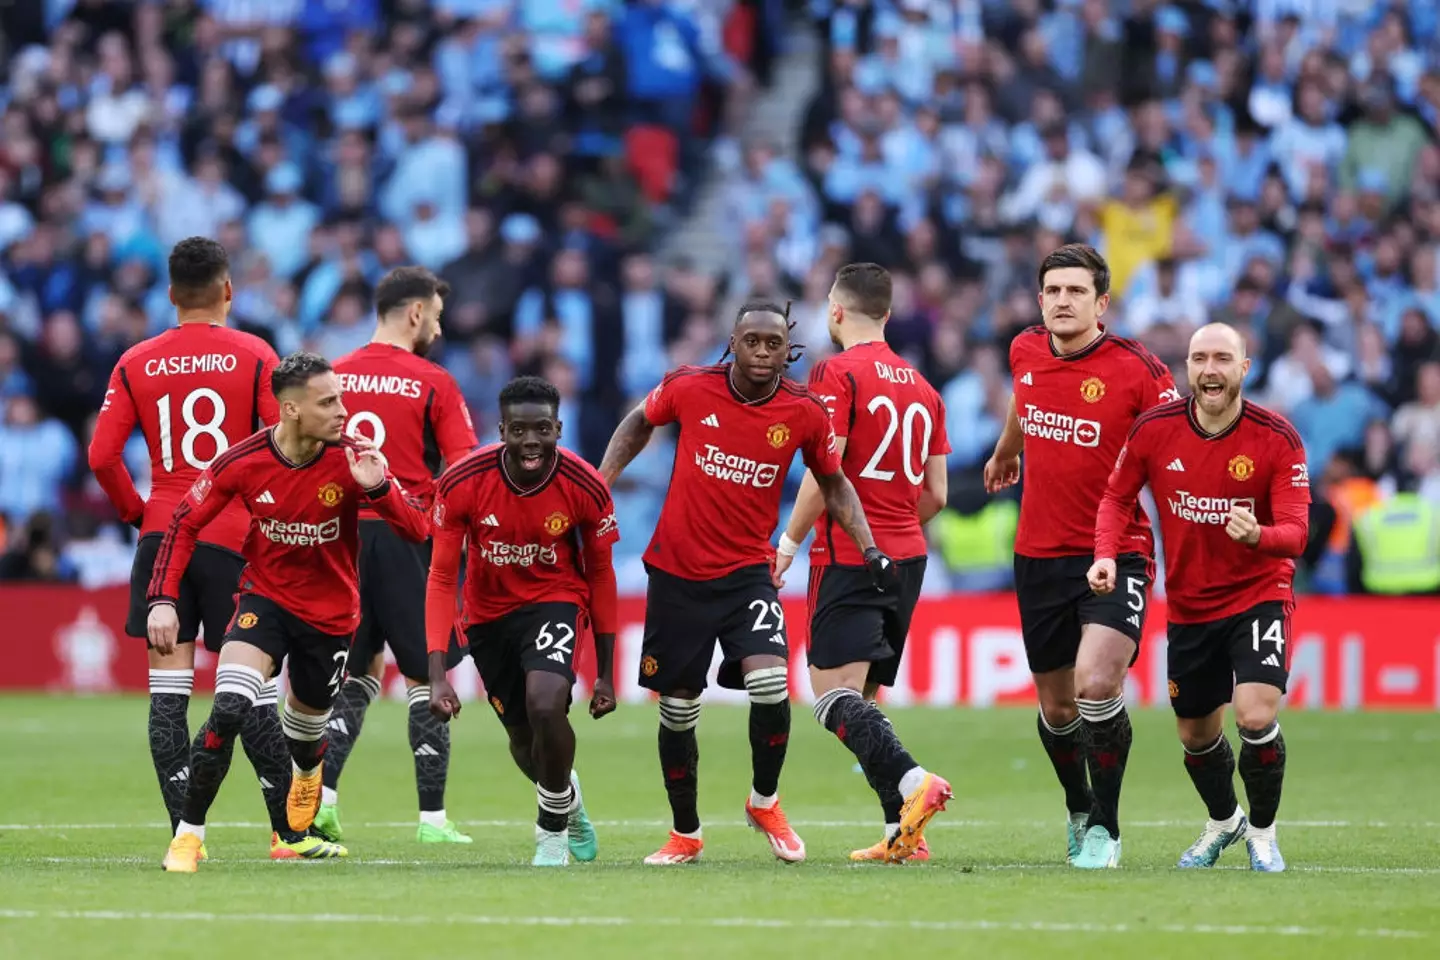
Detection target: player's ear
<box><xmin>167</xmin><ymin>286</ymin><xmax>177</xmax><ymax>306</ymax></box>
<box><xmin>554</xmin><ymin>420</ymin><xmax>563</xmax><ymax>441</ymax></box>
<box><xmin>1095</xmin><ymin>292</ymin><xmax>1109</xmax><ymax>318</ymax></box>
<box><xmin>223</xmin><ymin>278</ymin><xmax>233</xmax><ymax>304</ymax></box>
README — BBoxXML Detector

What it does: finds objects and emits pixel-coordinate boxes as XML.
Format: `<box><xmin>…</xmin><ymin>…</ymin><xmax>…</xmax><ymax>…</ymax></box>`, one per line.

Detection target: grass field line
<box><xmin>6</xmin><ymin>818</ymin><xmax>1439</xmax><ymax>831</ymax></box>
<box><xmin>16</xmin><ymin>856</ymin><xmax>1440</xmax><ymax>876</ymax></box>
<box><xmin>0</xmin><ymin>907</ymin><xmax>1426</xmax><ymax>938</ymax></box>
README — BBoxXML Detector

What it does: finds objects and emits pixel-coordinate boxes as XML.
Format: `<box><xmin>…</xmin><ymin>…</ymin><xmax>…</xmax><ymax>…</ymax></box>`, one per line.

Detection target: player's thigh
<box><xmin>127</xmin><ymin>533</ymin><xmax>203</xmax><ymax>645</ymax></box>
<box><xmin>1165</xmin><ymin>619</ymin><xmax>1235</xmax><ymax>720</ymax></box>
<box><xmin>715</xmin><ymin>565</ymin><xmax>790</xmax><ymax>690</ymax></box>
<box><xmin>806</xmin><ymin>564</ymin><xmax>891</xmax><ymax>679</ymax></box>
<box><xmin>285</xmin><ymin>626</ymin><xmax>353</xmax><ymax>713</ymax></box>
<box><xmin>466</xmin><ymin>622</ymin><xmax>529</xmax><ymax>728</ymax></box>
<box><xmin>639</xmin><ymin>566</ymin><xmax>721</xmax><ymax>695</ymax></box>
<box><xmin>364</xmin><ymin>526</ymin><xmax>438</xmax><ymax>682</ymax></box>
<box><xmin>218</xmin><ymin>595</ymin><xmax>285</xmax><ymax>677</ymax></box>
<box><xmin>190</xmin><ymin>544</ymin><xmax>246</xmax><ymax>655</ymax></box>
<box><xmin>1226</xmin><ymin>601</ymin><xmax>1292</xmax><ymax>728</ymax></box>
<box><xmin>1013</xmin><ymin>555</ymin><xmax>1086</xmax><ymax>674</ymax></box>
<box><xmin>870</xmin><ymin>558</ymin><xmax>925</xmax><ymax>688</ymax></box>
<box><xmin>1076</xmin><ymin>553</ymin><xmax>1151</xmax><ymax>661</ymax></box>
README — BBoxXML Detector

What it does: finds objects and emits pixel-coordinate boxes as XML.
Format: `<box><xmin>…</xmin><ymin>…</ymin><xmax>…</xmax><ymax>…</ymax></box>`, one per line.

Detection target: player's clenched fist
<box><xmin>429</xmin><ymin>678</ymin><xmax>462</xmax><ymax>721</ymax></box>
<box><xmin>1087</xmin><ymin>558</ymin><xmax>1117</xmax><ymax>595</ymax></box>
<box><xmin>147</xmin><ymin>601</ymin><xmax>180</xmax><ymax>655</ymax></box>
<box><xmin>1225</xmin><ymin>504</ymin><xmax>1261</xmax><ymax>545</ymax></box>
<box><xmin>983</xmin><ymin>454</ymin><xmax>1021</xmax><ymax>493</ymax></box>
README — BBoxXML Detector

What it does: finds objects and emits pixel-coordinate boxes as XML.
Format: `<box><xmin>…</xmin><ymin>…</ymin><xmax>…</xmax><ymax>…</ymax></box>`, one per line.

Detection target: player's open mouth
<box><xmin>1199</xmin><ymin>383</ymin><xmax>1225</xmax><ymax>398</ymax></box>
<box><xmin>521</xmin><ymin>454</ymin><xmax>544</xmax><ymax>471</ymax></box>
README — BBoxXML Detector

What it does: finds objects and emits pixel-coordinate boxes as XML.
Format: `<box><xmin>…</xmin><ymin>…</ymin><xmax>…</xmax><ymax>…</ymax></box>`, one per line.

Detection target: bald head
<box><xmin>1189</xmin><ymin>322</ymin><xmax>1247</xmax><ymax>360</ymax></box>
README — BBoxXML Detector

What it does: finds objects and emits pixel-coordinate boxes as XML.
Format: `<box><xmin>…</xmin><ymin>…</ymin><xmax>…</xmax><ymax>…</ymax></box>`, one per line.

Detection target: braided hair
<box><xmin>720</xmin><ymin>300</ymin><xmax>806</xmax><ymax>367</ymax></box>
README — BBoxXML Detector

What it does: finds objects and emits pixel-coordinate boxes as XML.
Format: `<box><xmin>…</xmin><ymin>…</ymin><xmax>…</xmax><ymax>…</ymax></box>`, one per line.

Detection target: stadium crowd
<box><xmin>2</xmin><ymin>0</ymin><xmax>1439</xmax><ymax>595</ymax></box>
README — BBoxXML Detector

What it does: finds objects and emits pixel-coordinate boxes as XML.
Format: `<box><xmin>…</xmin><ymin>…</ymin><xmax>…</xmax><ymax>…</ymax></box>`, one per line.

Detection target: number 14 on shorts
<box><xmin>535</xmin><ymin>621</ymin><xmax>575</xmax><ymax>664</ymax></box>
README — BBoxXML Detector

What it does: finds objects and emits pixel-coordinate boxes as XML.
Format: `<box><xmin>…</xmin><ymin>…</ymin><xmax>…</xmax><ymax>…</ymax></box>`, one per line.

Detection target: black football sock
<box><xmin>148</xmin><ymin>670</ymin><xmax>194</xmax><ymax>833</ymax></box>
<box><xmin>1037</xmin><ymin>709</ymin><xmax>1092</xmax><ymax>816</ymax></box>
<box><xmin>1077</xmin><ymin>695</ymin><xmax>1131</xmax><ymax>839</ymax></box>
<box><xmin>239</xmin><ymin>681</ymin><xmax>292</xmax><ymax>834</ymax></box>
<box><xmin>536</xmin><ymin>783</ymin><xmax>574</xmax><ymax>834</ymax></box>
<box><xmin>744</xmin><ymin>667</ymin><xmax>791</xmax><ymax>799</ymax></box>
<box><xmin>281</xmin><ymin>703</ymin><xmax>330</xmax><ymax>774</ymax></box>
<box><xmin>657</xmin><ymin>697</ymin><xmax>702</xmax><ymax>834</ymax></box>
<box><xmin>407</xmin><ymin>685</ymin><xmax>452</xmax><ymax>814</ymax></box>
<box><xmin>1183</xmin><ymin>733</ymin><xmax>1239</xmax><ymax>821</ymax></box>
<box><xmin>814</xmin><ymin>687</ymin><xmax>920</xmax><ymax>807</ymax></box>
<box><xmin>180</xmin><ymin>664</ymin><xmax>263</xmax><ymax>827</ymax></box>
<box><xmin>1237</xmin><ymin>722</ymin><xmax>1286</xmax><ymax>829</ymax></box>
<box><xmin>321</xmin><ymin>675</ymin><xmax>381</xmax><ymax>791</ymax></box>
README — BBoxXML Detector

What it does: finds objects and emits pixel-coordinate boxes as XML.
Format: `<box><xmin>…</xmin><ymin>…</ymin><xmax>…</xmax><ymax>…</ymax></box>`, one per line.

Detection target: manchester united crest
<box><xmin>237</xmin><ymin>612</ymin><xmax>258</xmax><ymax>629</ymax></box>
<box><xmin>490</xmin><ymin>696</ymin><xmax>505</xmax><ymax>717</ymax></box>
<box><xmin>1168</xmin><ymin>679</ymin><xmax>1179</xmax><ymax>699</ymax></box>
<box><xmin>641</xmin><ymin>655</ymin><xmax>659</xmax><ymax>678</ymax></box>
<box><xmin>1080</xmin><ymin>377</ymin><xmax>1106</xmax><ymax>403</ymax></box>
<box><xmin>766</xmin><ymin>423</ymin><xmax>791</xmax><ymax>449</ymax></box>
<box><xmin>317</xmin><ymin>481</ymin><xmax>345</xmax><ymax>507</ymax></box>
<box><xmin>544</xmin><ymin>511</ymin><xmax>571</xmax><ymax>535</ymax></box>
<box><xmin>1228</xmin><ymin>454</ymin><xmax>1255</xmax><ymax>481</ymax></box>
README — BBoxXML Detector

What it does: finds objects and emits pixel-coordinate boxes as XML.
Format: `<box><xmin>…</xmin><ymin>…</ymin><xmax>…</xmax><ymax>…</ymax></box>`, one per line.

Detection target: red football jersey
<box><xmin>334</xmin><ymin>342</ymin><xmax>477</xmax><ymax>513</ymax></box>
<box><xmin>807</xmin><ymin>341</ymin><xmax>950</xmax><ymax>564</ymax></box>
<box><xmin>1096</xmin><ymin>399</ymin><xmax>1311</xmax><ymax>624</ymax></box>
<box><xmin>1010</xmin><ymin>325</ymin><xmax>1180</xmax><ymax>559</ymax></box>
<box><xmin>89</xmin><ymin>323</ymin><xmax>279</xmax><ymax>552</ymax></box>
<box><xmin>642</xmin><ymin>364</ymin><xmax>842</xmax><ymax>580</ymax></box>
<box><xmin>147</xmin><ymin>430</ymin><xmax>431</xmax><ymax>635</ymax></box>
<box><xmin>426</xmin><ymin>445</ymin><xmax>619</xmax><ymax>647</ymax></box>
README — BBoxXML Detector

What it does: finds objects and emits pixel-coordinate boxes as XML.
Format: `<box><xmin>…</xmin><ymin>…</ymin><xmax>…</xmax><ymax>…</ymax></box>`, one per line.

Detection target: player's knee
<box><xmin>525</xmin><ymin>689</ymin><xmax>568</xmax><ymax>729</ymax></box>
<box><xmin>743</xmin><ymin>666</ymin><xmax>789</xmax><ymax>706</ymax></box>
<box><xmin>658</xmin><ymin>695</ymin><xmax>701</xmax><ymax>732</ymax></box>
<box><xmin>210</xmin><ymin>663</ymin><xmax>266</xmax><ymax>738</ymax></box>
<box><xmin>1037</xmin><ymin>694</ymin><xmax>1078</xmax><ymax>728</ymax></box>
<box><xmin>1235</xmin><ymin>704</ymin><xmax>1280</xmax><ymax>736</ymax></box>
<box><xmin>1176</xmin><ymin>716</ymin><xmax>1222</xmax><ymax>752</ymax></box>
<box><xmin>1075</xmin><ymin>669</ymin><xmax>1124</xmax><ymax>704</ymax></box>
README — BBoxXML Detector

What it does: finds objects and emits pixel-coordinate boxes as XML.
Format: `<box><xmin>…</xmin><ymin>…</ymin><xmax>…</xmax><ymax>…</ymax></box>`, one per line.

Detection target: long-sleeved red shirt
<box><xmin>1095</xmin><ymin>398</ymin><xmax>1310</xmax><ymax>624</ymax></box>
<box><xmin>424</xmin><ymin>445</ymin><xmax>619</xmax><ymax>653</ymax></box>
<box><xmin>148</xmin><ymin>430</ymin><xmax>430</xmax><ymax>635</ymax></box>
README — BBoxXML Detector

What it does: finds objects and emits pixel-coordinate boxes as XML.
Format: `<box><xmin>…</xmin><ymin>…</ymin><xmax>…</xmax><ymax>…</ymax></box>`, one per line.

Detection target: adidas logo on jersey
<box><xmin>1020</xmin><ymin>372</ymin><xmax>1033</xmax><ymax>385</ymax></box>
<box><xmin>256</xmin><ymin>490</ymin><xmax>276</xmax><ymax>504</ymax></box>
<box><xmin>414</xmin><ymin>743</ymin><xmax>441</xmax><ymax>757</ymax></box>
<box><xmin>701</xmin><ymin>414</ymin><xmax>720</xmax><ymax>427</ymax></box>
<box><xmin>1262</xmin><ymin>654</ymin><xmax>1280</xmax><ymax>667</ymax></box>
<box><xmin>480</xmin><ymin>514</ymin><xmax>500</xmax><ymax>526</ymax></box>
<box><xmin>548</xmin><ymin>650</ymin><xmax>566</xmax><ymax>663</ymax></box>
<box><xmin>1166</xmin><ymin>459</ymin><xmax>1185</xmax><ymax>472</ymax></box>
<box><xmin>1127</xmin><ymin>614</ymin><xmax>1141</xmax><ymax>628</ymax></box>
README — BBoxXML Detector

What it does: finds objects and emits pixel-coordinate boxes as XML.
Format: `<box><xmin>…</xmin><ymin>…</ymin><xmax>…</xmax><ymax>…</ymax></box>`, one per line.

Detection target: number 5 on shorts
<box><xmin>1126</xmin><ymin>577</ymin><xmax>1145</xmax><ymax>613</ymax></box>
<box><xmin>535</xmin><ymin>621</ymin><xmax>575</xmax><ymax>660</ymax></box>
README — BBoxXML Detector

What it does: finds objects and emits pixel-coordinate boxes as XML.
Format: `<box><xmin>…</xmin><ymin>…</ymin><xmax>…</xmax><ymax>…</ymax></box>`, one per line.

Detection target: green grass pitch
<box><xmin>1</xmin><ymin>695</ymin><xmax>1437</xmax><ymax>959</ymax></box>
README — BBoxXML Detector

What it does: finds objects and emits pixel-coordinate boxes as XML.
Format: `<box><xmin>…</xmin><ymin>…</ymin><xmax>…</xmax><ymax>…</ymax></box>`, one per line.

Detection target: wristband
<box><xmin>777</xmin><ymin>534</ymin><xmax>801</xmax><ymax>558</ymax></box>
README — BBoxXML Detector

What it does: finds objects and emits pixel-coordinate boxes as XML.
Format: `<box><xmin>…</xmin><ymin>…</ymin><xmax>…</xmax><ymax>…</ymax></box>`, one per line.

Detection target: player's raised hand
<box><xmin>590</xmin><ymin>677</ymin><xmax>617</xmax><ymax>719</ymax></box>
<box><xmin>429</xmin><ymin>678</ymin><xmax>462</xmax><ymax>721</ymax></box>
<box><xmin>147</xmin><ymin>602</ymin><xmax>180</xmax><ymax>655</ymax></box>
<box><xmin>1087</xmin><ymin>558</ymin><xmax>1117</xmax><ymax>595</ymax></box>
<box><xmin>345</xmin><ymin>442</ymin><xmax>387</xmax><ymax>490</ymax></box>
<box><xmin>863</xmin><ymin>546</ymin><xmax>899</xmax><ymax>592</ymax></box>
<box><xmin>983</xmin><ymin>454</ymin><xmax>1021</xmax><ymax>493</ymax></box>
<box><xmin>1226</xmin><ymin>504</ymin><xmax>1262</xmax><ymax>545</ymax></box>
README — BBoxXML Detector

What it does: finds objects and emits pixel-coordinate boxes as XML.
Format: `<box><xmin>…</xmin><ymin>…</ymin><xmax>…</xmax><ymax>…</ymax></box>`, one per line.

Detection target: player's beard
<box><xmin>414</xmin><ymin>330</ymin><xmax>437</xmax><ymax>357</ymax></box>
<box><xmin>1193</xmin><ymin>376</ymin><xmax>1242</xmax><ymax>415</ymax></box>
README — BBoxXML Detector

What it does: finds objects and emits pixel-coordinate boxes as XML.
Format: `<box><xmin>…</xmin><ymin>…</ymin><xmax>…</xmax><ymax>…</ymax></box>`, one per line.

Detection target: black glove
<box><xmin>863</xmin><ymin>546</ymin><xmax>898</xmax><ymax>592</ymax></box>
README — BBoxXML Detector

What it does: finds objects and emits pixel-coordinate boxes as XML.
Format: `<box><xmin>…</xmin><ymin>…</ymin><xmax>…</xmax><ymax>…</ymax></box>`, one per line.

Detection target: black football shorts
<box><xmin>126</xmin><ymin>533</ymin><xmax>245</xmax><ymax>653</ymax></box>
<box><xmin>465</xmin><ymin>602</ymin><xmax>581</xmax><ymax>728</ymax></box>
<box><xmin>805</xmin><ymin>558</ymin><xmax>926</xmax><ymax>687</ymax></box>
<box><xmin>349</xmin><ymin>520</ymin><xmax>467</xmax><ymax>683</ymax></box>
<box><xmin>1166</xmin><ymin>601</ymin><xmax>1293</xmax><ymax>719</ymax></box>
<box><xmin>224</xmin><ymin>593</ymin><xmax>352</xmax><ymax>710</ymax></box>
<box><xmin>1013</xmin><ymin>553</ymin><xmax>1153</xmax><ymax>674</ymax></box>
<box><xmin>639</xmin><ymin>563</ymin><xmax>788</xmax><ymax>694</ymax></box>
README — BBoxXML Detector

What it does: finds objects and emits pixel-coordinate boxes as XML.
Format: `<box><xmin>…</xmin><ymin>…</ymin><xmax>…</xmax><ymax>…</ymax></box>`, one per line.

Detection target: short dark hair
<box><xmin>271</xmin><ymin>352</ymin><xmax>333</xmax><ymax>396</ymax></box>
<box><xmin>498</xmin><ymin>375</ymin><xmax>560</xmax><ymax>414</ymax></box>
<box><xmin>168</xmin><ymin>237</ymin><xmax>229</xmax><ymax>308</ymax></box>
<box><xmin>725</xmin><ymin>300</ymin><xmax>804</xmax><ymax>367</ymax></box>
<box><xmin>833</xmin><ymin>262</ymin><xmax>892</xmax><ymax>319</ymax></box>
<box><xmin>375</xmin><ymin>266</ymin><xmax>450</xmax><ymax>318</ymax></box>
<box><xmin>1037</xmin><ymin>243</ymin><xmax>1111</xmax><ymax>297</ymax></box>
